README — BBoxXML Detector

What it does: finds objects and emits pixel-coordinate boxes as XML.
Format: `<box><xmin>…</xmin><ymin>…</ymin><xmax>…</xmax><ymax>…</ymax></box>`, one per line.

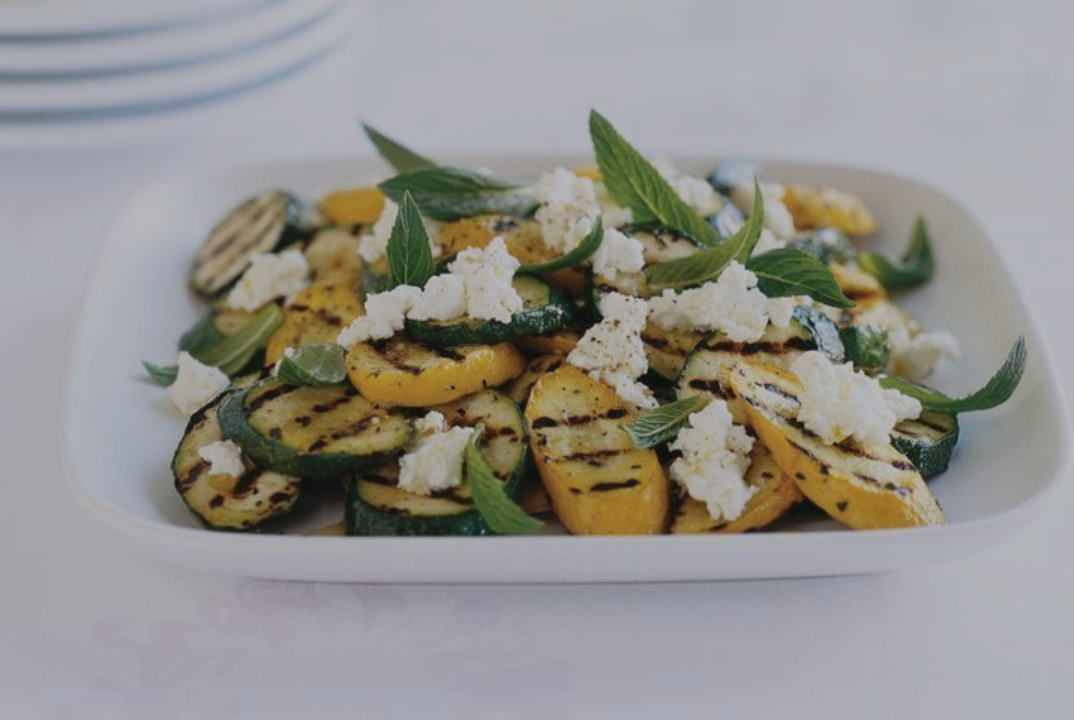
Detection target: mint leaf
<box><xmin>620</xmin><ymin>396</ymin><xmax>710</xmax><ymax>449</ymax></box>
<box><xmin>277</xmin><ymin>343</ymin><xmax>347</xmax><ymax>387</ymax></box>
<box><xmin>378</xmin><ymin>167</ymin><xmax>537</xmax><ymax>221</ymax></box>
<box><xmin>178</xmin><ymin>312</ymin><xmax>226</xmax><ymax>356</ymax></box>
<box><xmin>746</xmin><ymin>248</ymin><xmax>855</xmax><ymax>308</ymax></box>
<box><xmin>518</xmin><ymin>217</ymin><xmax>603</xmax><ymax>273</ymax></box>
<box><xmin>466</xmin><ymin>429</ymin><xmax>542</xmax><ymax>534</ymax></box>
<box><xmin>880</xmin><ymin>336</ymin><xmax>1026</xmax><ymax>414</ymax></box>
<box><xmin>858</xmin><ymin>216</ymin><xmax>934</xmax><ymax>291</ymax></box>
<box><xmin>143</xmin><ymin>360</ymin><xmax>178</xmax><ymax>386</ymax></box>
<box><xmin>361</xmin><ymin>122</ymin><xmax>437</xmax><ymax>174</ymax></box>
<box><xmin>589</xmin><ymin>110</ymin><xmax>718</xmax><ymax>246</ymax></box>
<box><xmin>644</xmin><ymin>181</ymin><xmax>765</xmax><ymax>291</ymax></box>
<box><xmin>386</xmin><ymin>191</ymin><xmax>436</xmax><ymax>289</ymax></box>
<box><xmin>197</xmin><ymin>304</ymin><xmax>283</xmax><ymax>376</ymax></box>
<box><xmin>839</xmin><ymin>325</ymin><xmax>890</xmax><ymax>372</ymax></box>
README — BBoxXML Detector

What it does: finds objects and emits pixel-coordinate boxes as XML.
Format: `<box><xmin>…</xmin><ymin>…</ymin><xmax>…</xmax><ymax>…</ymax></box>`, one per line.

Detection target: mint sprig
<box><xmin>466</xmin><ymin>428</ymin><xmax>542</xmax><ymax>534</ymax></box>
<box><xmin>643</xmin><ymin>179</ymin><xmax>765</xmax><ymax>291</ymax></box>
<box><xmin>880</xmin><ymin>335</ymin><xmax>1026</xmax><ymax>414</ymax></box>
<box><xmin>859</xmin><ymin>216</ymin><xmax>934</xmax><ymax>291</ymax></box>
<box><xmin>620</xmin><ymin>396</ymin><xmax>710</xmax><ymax>449</ymax></box>
<box><xmin>378</xmin><ymin>167</ymin><xmax>538</xmax><ymax>222</ymax></box>
<box><xmin>589</xmin><ymin>110</ymin><xmax>718</xmax><ymax>246</ymax></box>
<box><xmin>517</xmin><ymin>217</ymin><xmax>603</xmax><ymax>273</ymax></box>
<box><xmin>386</xmin><ymin>190</ymin><xmax>436</xmax><ymax>290</ymax></box>
<box><xmin>276</xmin><ymin>343</ymin><xmax>347</xmax><ymax>387</ymax></box>
<box><xmin>143</xmin><ymin>361</ymin><xmax>178</xmax><ymax>386</ymax></box>
<box><xmin>361</xmin><ymin>122</ymin><xmax>437</xmax><ymax>174</ymax></box>
<box><xmin>746</xmin><ymin>248</ymin><xmax>855</xmax><ymax>308</ymax></box>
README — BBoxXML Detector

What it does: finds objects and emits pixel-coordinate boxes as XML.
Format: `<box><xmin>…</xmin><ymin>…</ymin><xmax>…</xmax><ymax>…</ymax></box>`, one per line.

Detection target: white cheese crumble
<box><xmin>731</xmin><ymin>180</ymin><xmax>797</xmax><ymax>239</ymax></box>
<box><xmin>336</xmin><ymin>284</ymin><xmax>423</xmax><ymax>347</ymax></box>
<box><xmin>567</xmin><ymin>292</ymin><xmax>656</xmax><ymax>409</ymax></box>
<box><xmin>591</xmin><ymin>227</ymin><xmax>645</xmax><ymax>281</ymax></box>
<box><xmin>197</xmin><ymin>440</ymin><xmax>245</xmax><ymax>478</ymax></box>
<box><xmin>397</xmin><ymin>411</ymin><xmax>476</xmax><ymax>496</ymax></box>
<box><xmin>168</xmin><ymin>351</ymin><xmax>230</xmax><ymax>416</ymax></box>
<box><xmin>668</xmin><ymin>400</ymin><xmax>756</xmax><ymax>522</ymax></box>
<box><xmin>651</xmin><ymin>158</ymin><xmax>725</xmax><ymax>217</ymax></box>
<box><xmin>226</xmin><ymin>250</ymin><xmax>310</xmax><ymax>312</ymax></box>
<box><xmin>534</xmin><ymin>168</ymin><xmax>601</xmax><ymax>254</ymax></box>
<box><xmin>791</xmin><ymin>351</ymin><xmax>922</xmax><ymax>449</ymax></box>
<box><xmin>647</xmin><ymin>261</ymin><xmax>791</xmax><ymax>342</ymax></box>
<box><xmin>444</xmin><ymin>236</ymin><xmax>523</xmax><ymax>323</ymax></box>
<box><xmin>407</xmin><ymin>274</ymin><xmax>467</xmax><ymax>322</ymax></box>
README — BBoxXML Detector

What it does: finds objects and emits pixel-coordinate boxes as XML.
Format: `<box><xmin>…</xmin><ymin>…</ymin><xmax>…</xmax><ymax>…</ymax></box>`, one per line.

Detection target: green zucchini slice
<box><xmin>404</xmin><ymin>275</ymin><xmax>574</xmax><ymax>347</ymax></box>
<box><xmin>890</xmin><ymin>411</ymin><xmax>960</xmax><ymax>479</ymax></box>
<box><xmin>218</xmin><ymin>378</ymin><xmax>411</xmax><ymax>480</ymax></box>
<box><xmin>172</xmin><ymin>394</ymin><xmax>301</xmax><ymax>530</ymax></box>
<box><xmin>192</xmin><ymin>190</ymin><xmax>312</xmax><ymax>296</ymax></box>
<box><xmin>347</xmin><ymin>389</ymin><xmax>529</xmax><ymax>536</ymax></box>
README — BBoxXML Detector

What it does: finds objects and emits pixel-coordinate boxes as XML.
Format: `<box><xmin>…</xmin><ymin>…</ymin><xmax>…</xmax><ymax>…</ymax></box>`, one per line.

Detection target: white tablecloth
<box><xmin>3</xmin><ymin>1</ymin><xmax>1072</xmax><ymax>717</ymax></box>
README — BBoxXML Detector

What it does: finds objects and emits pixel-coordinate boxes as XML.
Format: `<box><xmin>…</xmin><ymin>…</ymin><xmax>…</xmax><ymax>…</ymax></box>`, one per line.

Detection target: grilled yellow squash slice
<box><xmin>726</xmin><ymin>361</ymin><xmax>945</xmax><ymax>529</ymax></box>
<box><xmin>265</xmin><ymin>278</ymin><xmax>363</xmax><ymax>365</ymax></box>
<box><xmin>319</xmin><ymin>187</ymin><xmax>385</xmax><ymax>227</ymax></box>
<box><xmin>782</xmin><ymin>184</ymin><xmax>877</xmax><ymax>237</ymax></box>
<box><xmin>670</xmin><ymin>445</ymin><xmax>803</xmax><ymax>534</ymax></box>
<box><xmin>525</xmin><ymin>365</ymin><xmax>669</xmax><ymax>534</ymax></box>
<box><xmin>345</xmin><ymin>337</ymin><xmax>526</xmax><ymax>407</ymax></box>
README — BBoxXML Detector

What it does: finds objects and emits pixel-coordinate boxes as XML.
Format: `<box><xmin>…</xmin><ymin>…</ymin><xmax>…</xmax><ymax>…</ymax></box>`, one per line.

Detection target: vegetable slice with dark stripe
<box><xmin>172</xmin><ymin>393</ymin><xmax>301</xmax><ymax>530</ymax></box>
<box><xmin>218</xmin><ymin>378</ymin><xmax>411</xmax><ymax>480</ymax></box>
<box><xmin>192</xmin><ymin>190</ymin><xmax>311</xmax><ymax>295</ymax></box>
<box><xmin>890</xmin><ymin>411</ymin><xmax>960</xmax><ymax>479</ymax></box>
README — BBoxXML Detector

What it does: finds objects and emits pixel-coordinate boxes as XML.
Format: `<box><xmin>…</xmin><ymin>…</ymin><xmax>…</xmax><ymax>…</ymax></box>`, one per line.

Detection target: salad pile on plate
<box><xmin>145</xmin><ymin>112</ymin><xmax>1025</xmax><ymax>536</ymax></box>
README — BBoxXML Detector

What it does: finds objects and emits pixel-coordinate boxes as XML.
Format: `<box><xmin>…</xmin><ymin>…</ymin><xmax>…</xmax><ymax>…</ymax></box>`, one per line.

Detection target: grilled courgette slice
<box><xmin>404</xmin><ymin>275</ymin><xmax>575</xmax><ymax>348</ymax></box>
<box><xmin>670</xmin><ymin>445</ymin><xmax>803</xmax><ymax>534</ymax></box>
<box><xmin>346</xmin><ymin>390</ymin><xmax>529</xmax><ymax>536</ymax></box>
<box><xmin>890</xmin><ymin>411</ymin><xmax>959</xmax><ymax>479</ymax></box>
<box><xmin>726</xmin><ymin>361</ymin><xmax>945</xmax><ymax>529</ymax></box>
<box><xmin>526</xmin><ymin>365</ymin><xmax>669</xmax><ymax>535</ymax></box>
<box><xmin>172</xmin><ymin>393</ymin><xmax>301</xmax><ymax>530</ymax></box>
<box><xmin>218</xmin><ymin>378</ymin><xmax>410</xmax><ymax>480</ymax></box>
<box><xmin>345</xmin><ymin>337</ymin><xmax>526</xmax><ymax>407</ymax></box>
<box><xmin>192</xmin><ymin>190</ymin><xmax>312</xmax><ymax>296</ymax></box>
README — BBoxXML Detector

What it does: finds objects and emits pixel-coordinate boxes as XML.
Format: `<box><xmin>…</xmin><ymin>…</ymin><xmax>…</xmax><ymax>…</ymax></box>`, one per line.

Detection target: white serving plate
<box><xmin>64</xmin><ymin>155</ymin><xmax>1071</xmax><ymax>583</ymax></box>
<box><xmin>0</xmin><ymin>0</ymin><xmax>339</xmax><ymax>78</ymax></box>
<box><xmin>0</xmin><ymin>0</ymin><xmax>346</xmax><ymax>116</ymax></box>
<box><xmin>0</xmin><ymin>0</ymin><xmax>272</xmax><ymax>39</ymax></box>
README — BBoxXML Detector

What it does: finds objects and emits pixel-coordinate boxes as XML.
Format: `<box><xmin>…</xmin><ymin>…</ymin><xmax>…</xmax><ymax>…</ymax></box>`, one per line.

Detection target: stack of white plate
<box><xmin>0</xmin><ymin>0</ymin><xmax>360</xmax><ymax>150</ymax></box>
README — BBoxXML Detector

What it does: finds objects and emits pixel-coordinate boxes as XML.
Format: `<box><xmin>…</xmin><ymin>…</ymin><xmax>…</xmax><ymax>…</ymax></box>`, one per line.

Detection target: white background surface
<box><xmin>2</xmin><ymin>0</ymin><xmax>1072</xmax><ymax>717</ymax></box>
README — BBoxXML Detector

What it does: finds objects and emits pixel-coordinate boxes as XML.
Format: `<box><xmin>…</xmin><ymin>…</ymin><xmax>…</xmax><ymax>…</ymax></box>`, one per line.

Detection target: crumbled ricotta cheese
<box><xmin>567</xmin><ymin>292</ymin><xmax>656</xmax><ymax>409</ymax></box>
<box><xmin>168</xmin><ymin>351</ymin><xmax>230</xmax><ymax>415</ymax></box>
<box><xmin>407</xmin><ymin>274</ymin><xmax>467</xmax><ymax>322</ymax></box>
<box><xmin>752</xmin><ymin>228</ymin><xmax>788</xmax><ymax>255</ymax></box>
<box><xmin>336</xmin><ymin>284</ymin><xmax>423</xmax><ymax>347</ymax></box>
<box><xmin>197</xmin><ymin>440</ymin><xmax>245</xmax><ymax>478</ymax></box>
<box><xmin>732</xmin><ymin>180</ymin><xmax>797</xmax><ymax>239</ymax></box>
<box><xmin>791</xmin><ymin>351</ymin><xmax>922</xmax><ymax>449</ymax></box>
<box><xmin>591</xmin><ymin>227</ymin><xmax>645</xmax><ymax>281</ymax></box>
<box><xmin>890</xmin><ymin>330</ymin><xmax>961</xmax><ymax>380</ymax></box>
<box><xmin>534</xmin><ymin>168</ymin><xmax>601</xmax><ymax>253</ymax></box>
<box><xmin>445</xmin><ymin>236</ymin><xmax>523</xmax><ymax>323</ymax></box>
<box><xmin>668</xmin><ymin>400</ymin><xmax>756</xmax><ymax>521</ymax></box>
<box><xmin>226</xmin><ymin>250</ymin><xmax>310</xmax><ymax>312</ymax></box>
<box><xmin>669</xmin><ymin>174</ymin><xmax>724</xmax><ymax>217</ymax></box>
<box><xmin>648</xmin><ymin>261</ymin><xmax>792</xmax><ymax>342</ymax></box>
<box><xmin>397</xmin><ymin>411</ymin><xmax>476</xmax><ymax>496</ymax></box>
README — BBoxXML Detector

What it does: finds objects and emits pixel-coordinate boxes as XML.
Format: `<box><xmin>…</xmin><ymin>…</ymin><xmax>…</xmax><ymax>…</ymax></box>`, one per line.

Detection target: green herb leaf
<box><xmin>643</xmin><ymin>183</ymin><xmax>765</xmax><ymax>292</ymax></box>
<box><xmin>361</xmin><ymin>122</ymin><xmax>438</xmax><ymax>174</ymax></box>
<box><xmin>880</xmin><ymin>335</ymin><xmax>1027</xmax><ymax>414</ymax></box>
<box><xmin>276</xmin><ymin>343</ymin><xmax>347</xmax><ymax>387</ymax></box>
<box><xmin>589</xmin><ymin>110</ymin><xmax>718</xmax><ymax>246</ymax></box>
<box><xmin>839</xmin><ymin>325</ymin><xmax>890</xmax><ymax>372</ymax></box>
<box><xmin>619</xmin><ymin>396</ymin><xmax>710</xmax><ymax>449</ymax></box>
<box><xmin>178</xmin><ymin>312</ymin><xmax>225</xmax><ymax>355</ymax></box>
<box><xmin>746</xmin><ymin>248</ymin><xmax>855</xmax><ymax>308</ymax></box>
<box><xmin>142</xmin><ymin>360</ymin><xmax>178</xmax><ymax>386</ymax></box>
<box><xmin>197</xmin><ymin>304</ymin><xmax>284</xmax><ymax>376</ymax></box>
<box><xmin>378</xmin><ymin>167</ymin><xmax>538</xmax><ymax>222</ymax></box>
<box><xmin>518</xmin><ymin>217</ymin><xmax>604</xmax><ymax>273</ymax></box>
<box><xmin>386</xmin><ymin>190</ymin><xmax>437</xmax><ymax>289</ymax></box>
<box><xmin>792</xmin><ymin>306</ymin><xmax>845</xmax><ymax>363</ymax></box>
<box><xmin>858</xmin><ymin>216</ymin><xmax>934</xmax><ymax>291</ymax></box>
<box><xmin>466</xmin><ymin>428</ymin><xmax>543</xmax><ymax>534</ymax></box>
